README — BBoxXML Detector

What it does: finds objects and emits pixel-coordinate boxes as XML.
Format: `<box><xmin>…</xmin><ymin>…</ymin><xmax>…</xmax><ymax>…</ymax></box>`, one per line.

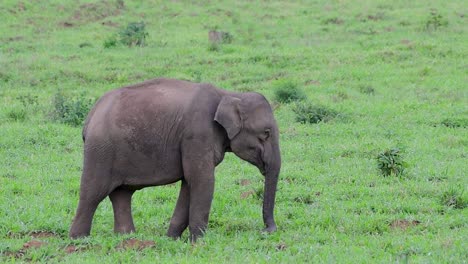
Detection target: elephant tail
<box><xmin>82</xmin><ymin>101</ymin><xmax>97</xmax><ymax>142</ymax></box>
<box><xmin>82</xmin><ymin>116</ymin><xmax>90</xmax><ymax>142</ymax></box>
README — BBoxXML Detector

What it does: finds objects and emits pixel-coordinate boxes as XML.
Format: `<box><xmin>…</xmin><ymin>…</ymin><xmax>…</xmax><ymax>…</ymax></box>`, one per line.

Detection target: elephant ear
<box><xmin>214</xmin><ymin>96</ymin><xmax>242</xmax><ymax>139</ymax></box>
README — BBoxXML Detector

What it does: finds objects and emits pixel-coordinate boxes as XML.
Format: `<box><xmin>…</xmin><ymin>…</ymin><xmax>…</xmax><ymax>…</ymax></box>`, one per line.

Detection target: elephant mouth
<box><xmin>259</xmin><ymin>161</ymin><xmax>266</xmax><ymax>176</ymax></box>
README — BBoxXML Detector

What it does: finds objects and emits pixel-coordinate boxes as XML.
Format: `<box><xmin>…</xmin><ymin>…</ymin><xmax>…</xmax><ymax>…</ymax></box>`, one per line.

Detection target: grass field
<box><xmin>1</xmin><ymin>0</ymin><xmax>467</xmax><ymax>263</ymax></box>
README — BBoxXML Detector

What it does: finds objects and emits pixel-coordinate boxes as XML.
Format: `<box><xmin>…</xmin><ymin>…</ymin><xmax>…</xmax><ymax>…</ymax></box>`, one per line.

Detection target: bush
<box><xmin>440</xmin><ymin>118</ymin><xmax>467</xmax><ymax>128</ymax></box>
<box><xmin>103</xmin><ymin>36</ymin><xmax>118</xmax><ymax>48</ymax></box>
<box><xmin>425</xmin><ymin>9</ymin><xmax>448</xmax><ymax>31</ymax></box>
<box><xmin>293</xmin><ymin>102</ymin><xmax>337</xmax><ymax>124</ymax></box>
<box><xmin>119</xmin><ymin>21</ymin><xmax>148</xmax><ymax>47</ymax></box>
<box><xmin>376</xmin><ymin>148</ymin><xmax>407</xmax><ymax>177</ymax></box>
<box><xmin>359</xmin><ymin>85</ymin><xmax>375</xmax><ymax>95</ymax></box>
<box><xmin>51</xmin><ymin>92</ymin><xmax>95</xmax><ymax>126</ymax></box>
<box><xmin>7</xmin><ymin>108</ymin><xmax>27</xmax><ymax>122</ymax></box>
<box><xmin>208</xmin><ymin>42</ymin><xmax>221</xmax><ymax>52</ymax></box>
<box><xmin>17</xmin><ymin>94</ymin><xmax>39</xmax><ymax>108</ymax></box>
<box><xmin>440</xmin><ymin>187</ymin><xmax>467</xmax><ymax>209</ymax></box>
<box><xmin>209</xmin><ymin>30</ymin><xmax>234</xmax><ymax>44</ymax></box>
<box><xmin>273</xmin><ymin>80</ymin><xmax>306</xmax><ymax>103</ymax></box>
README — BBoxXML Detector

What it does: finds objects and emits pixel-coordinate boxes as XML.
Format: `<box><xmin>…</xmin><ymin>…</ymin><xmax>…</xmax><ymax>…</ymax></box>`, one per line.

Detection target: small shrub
<box><xmin>425</xmin><ymin>9</ymin><xmax>448</xmax><ymax>31</ymax></box>
<box><xmin>221</xmin><ymin>31</ymin><xmax>234</xmax><ymax>44</ymax></box>
<box><xmin>322</xmin><ymin>17</ymin><xmax>344</xmax><ymax>25</ymax></box>
<box><xmin>103</xmin><ymin>36</ymin><xmax>118</xmax><ymax>48</ymax></box>
<box><xmin>359</xmin><ymin>85</ymin><xmax>375</xmax><ymax>95</ymax></box>
<box><xmin>116</xmin><ymin>0</ymin><xmax>125</xmax><ymax>9</ymax></box>
<box><xmin>273</xmin><ymin>80</ymin><xmax>306</xmax><ymax>103</ymax></box>
<box><xmin>119</xmin><ymin>22</ymin><xmax>148</xmax><ymax>47</ymax></box>
<box><xmin>209</xmin><ymin>30</ymin><xmax>234</xmax><ymax>44</ymax></box>
<box><xmin>293</xmin><ymin>102</ymin><xmax>337</xmax><ymax>124</ymax></box>
<box><xmin>79</xmin><ymin>42</ymin><xmax>93</xmax><ymax>48</ymax></box>
<box><xmin>440</xmin><ymin>118</ymin><xmax>467</xmax><ymax>128</ymax></box>
<box><xmin>440</xmin><ymin>187</ymin><xmax>467</xmax><ymax>209</ymax></box>
<box><xmin>0</xmin><ymin>71</ymin><xmax>12</xmax><ymax>82</ymax></box>
<box><xmin>208</xmin><ymin>42</ymin><xmax>220</xmax><ymax>52</ymax></box>
<box><xmin>17</xmin><ymin>94</ymin><xmax>38</xmax><ymax>108</ymax></box>
<box><xmin>51</xmin><ymin>92</ymin><xmax>94</xmax><ymax>126</ymax></box>
<box><xmin>376</xmin><ymin>148</ymin><xmax>407</xmax><ymax>177</ymax></box>
<box><xmin>7</xmin><ymin>108</ymin><xmax>27</xmax><ymax>121</ymax></box>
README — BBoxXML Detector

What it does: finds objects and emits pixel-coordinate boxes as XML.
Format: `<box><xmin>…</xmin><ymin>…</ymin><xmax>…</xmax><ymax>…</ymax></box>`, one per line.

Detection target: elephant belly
<box><xmin>116</xmin><ymin>147</ymin><xmax>184</xmax><ymax>188</ymax></box>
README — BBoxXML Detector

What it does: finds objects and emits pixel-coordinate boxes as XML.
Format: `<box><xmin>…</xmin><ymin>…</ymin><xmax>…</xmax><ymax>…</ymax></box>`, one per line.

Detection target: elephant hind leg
<box><xmin>109</xmin><ymin>187</ymin><xmax>136</xmax><ymax>234</ymax></box>
<box><xmin>69</xmin><ymin>163</ymin><xmax>116</xmax><ymax>239</ymax></box>
<box><xmin>167</xmin><ymin>179</ymin><xmax>190</xmax><ymax>239</ymax></box>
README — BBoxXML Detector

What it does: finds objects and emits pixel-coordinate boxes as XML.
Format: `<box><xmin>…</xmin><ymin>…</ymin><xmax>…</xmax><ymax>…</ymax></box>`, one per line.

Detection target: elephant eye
<box><xmin>264</xmin><ymin>129</ymin><xmax>271</xmax><ymax>140</ymax></box>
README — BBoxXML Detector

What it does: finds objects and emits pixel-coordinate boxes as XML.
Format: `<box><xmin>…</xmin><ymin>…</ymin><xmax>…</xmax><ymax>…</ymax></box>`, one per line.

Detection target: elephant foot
<box><xmin>166</xmin><ymin>227</ymin><xmax>185</xmax><ymax>239</ymax></box>
<box><xmin>262</xmin><ymin>224</ymin><xmax>277</xmax><ymax>233</ymax></box>
<box><xmin>114</xmin><ymin>225</ymin><xmax>136</xmax><ymax>235</ymax></box>
<box><xmin>69</xmin><ymin>230</ymin><xmax>90</xmax><ymax>239</ymax></box>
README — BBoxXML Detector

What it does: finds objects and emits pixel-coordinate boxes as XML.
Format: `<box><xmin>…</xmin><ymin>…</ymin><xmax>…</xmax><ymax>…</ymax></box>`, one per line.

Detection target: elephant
<box><xmin>69</xmin><ymin>78</ymin><xmax>281</xmax><ymax>241</ymax></box>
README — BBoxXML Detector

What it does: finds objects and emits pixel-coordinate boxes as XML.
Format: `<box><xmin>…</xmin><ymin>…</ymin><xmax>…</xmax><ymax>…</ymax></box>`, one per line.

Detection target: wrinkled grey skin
<box><xmin>69</xmin><ymin>78</ymin><xmax>281</xmax><ymax>241</ymax></box>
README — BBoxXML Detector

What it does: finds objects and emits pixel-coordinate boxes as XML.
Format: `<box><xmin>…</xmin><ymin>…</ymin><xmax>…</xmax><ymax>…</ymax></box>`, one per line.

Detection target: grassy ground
<box><xmin>1</xmin><ymin>0</ymin><xmax>467</xmax><ymax>263</ymax></box>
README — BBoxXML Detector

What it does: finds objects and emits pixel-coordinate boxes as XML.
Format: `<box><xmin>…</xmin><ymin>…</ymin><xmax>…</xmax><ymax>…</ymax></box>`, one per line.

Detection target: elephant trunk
<box><xmin>262</xmin><ymin>141</ymin><xmax>281</xmax><ymax>232</ymax></box>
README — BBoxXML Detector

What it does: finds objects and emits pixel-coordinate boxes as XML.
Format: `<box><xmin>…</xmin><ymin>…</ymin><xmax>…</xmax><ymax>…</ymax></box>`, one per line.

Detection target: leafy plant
<box><xmin>208</xmin><ymin>30</ymin><xmax>233</xmax><ymax>52</ymax></box>
<box><xmin>440</xmin><ymin>187</ymin><xmax>467</xmax><ymax>209</ymax></box>
<box><xmin>17</xmin><ymin>94</ymin><xmax>39</xmax><ymax>108</ymax></box>
<box><xmin>377</xmin><ymin>148</ymin><xmax>407</xmax><ymax>176</ymax></box>
<box><xmin>7</xmin><ymin>108</ymin><xmax>27</xmax><ymax>121</ymax></box>
<box><xmin>208</xmin><ymin>42</ymin><xmax>220</xmax><ymax>52</ymax></box>
<box><xmin>440</xmin><ymin>117</ymin><xmax>467</xmax><ymax>128</ymax></box>
<box><xmin>51</xmin><ymin>92</ymin><xmax>95</xmax><ymax>126</ymax></box>
<box><xmin>220</xmin><ymin>31</ymin><xmax>233</xmax><ymax>44</ymax></box>
<box><xmin>103</xmin><ymin>36</ymin><xmax>118</xmax><ymax>48</ymax></box>
<box><xmin>293</xmin><ymin>102</ymin><xmax>337</xmax><ymax>124</ymax></box>
<box><xmin>425</xmin><ymin>9</ymin><xmax>448</xmax><ymax>31</ymax></box>
<box><xmin>79</xmin><ymin>42</ymin><xmax>93</xmax><ymax>48</ymax></box>
<box><xmin>359</xmin><ymin>85</ymin><xmax>375</xmax><ymax>95</ymax></box>
<box><xmin>118</xmin><ymin>22</ymin><xmax>148</xmax><ymax>47</ymax></box>
<box><xmin>273</xmin><ymin>80</ymin><xmax>306</xmax><ymax>103</ymax></box>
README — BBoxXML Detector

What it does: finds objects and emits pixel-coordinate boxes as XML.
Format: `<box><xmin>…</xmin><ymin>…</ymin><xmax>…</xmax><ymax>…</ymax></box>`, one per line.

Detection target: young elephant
<box><xmin>69</xmin><ymin>78</ymin><xmax>281</xmax><ymax>241</ymax></box>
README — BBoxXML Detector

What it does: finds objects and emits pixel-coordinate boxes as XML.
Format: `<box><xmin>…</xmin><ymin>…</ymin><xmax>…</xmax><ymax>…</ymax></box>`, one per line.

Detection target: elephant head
<box><xmin>214</xmin><ymin>92</ymin><xmax>281</xmax><ymax>232</ymax></box>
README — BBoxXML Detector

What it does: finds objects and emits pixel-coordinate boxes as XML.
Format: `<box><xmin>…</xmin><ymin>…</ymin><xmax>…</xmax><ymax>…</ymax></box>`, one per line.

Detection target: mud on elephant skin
<box><xmin>69</xmin><ymin>78</ymin><xmax>281</xmax><ymax>241</ymax></box>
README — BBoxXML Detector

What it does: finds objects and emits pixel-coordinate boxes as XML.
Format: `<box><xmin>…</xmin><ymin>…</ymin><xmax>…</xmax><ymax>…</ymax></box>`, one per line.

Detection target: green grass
<box><xmin>1</xmin><ymin>0</ymin><xmax>467</xmax><ymax>263</ymax></box>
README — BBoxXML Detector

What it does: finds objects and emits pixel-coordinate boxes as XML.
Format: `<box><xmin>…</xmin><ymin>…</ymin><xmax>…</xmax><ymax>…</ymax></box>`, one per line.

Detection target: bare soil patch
<box><xmin>276</xmin><ymin>242</ymin><xmax>287</xmax><ymax>251</ymax></box>
<box><xmin>239</xmin><ymin>179</ymin><xmax>251</xmax><ymax>186</ymax></box>
<box><xmin>65</xmin><ymin>0</ymin><xmax>122</xmax><ymax>25</ymax></box>
<box><xmin>390</xmin><ymin>220</ymin><xmax>421</xmax><ymax>230</ymax></box>
<box><xmin>115</xmin><ymin>239</ymin><xmax>155</xmax><ymax>251</ymax></box>
<box><xmin>240</xmin><ymin>190</ymin><xmax>255</xmax><ymax>199</ymax></box>
<box><xmin>30</xmin><ymin>231</ymin><xmax>58</xmax><ymax>238</ymax></box>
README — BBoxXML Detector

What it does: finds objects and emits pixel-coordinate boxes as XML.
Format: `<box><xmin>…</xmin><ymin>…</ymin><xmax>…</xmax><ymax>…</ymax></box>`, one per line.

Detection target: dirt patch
<box><xmin>3</xmin><ymin>240</ymin><xmax>48</xmax><ymax>258</ymax></box>
<box><xmin>240</xmin><ymin>190</ymin><xmax>255</xmax><ymax>199</ymax></box>
<box><xmin>239</xmin><ymin>179</ymin><xmax>251</xmax><ymax>186</ymax></box>
<box><xmin>390</xmin><ymin>220</ymin><xmax>421</xmax><ymax>230</ymax></box>
<box><xmin>23</xmin><ymin>240</ymin><xmax>47</xmax><ymax>249</ymax></box>
<box><xmin>59</xmin><ymin>21</ymin><xmax>74</xmax><ymax>28</ymax></box>
<box><xmin>69</xmin><ymin>0</ymin><xmax>122</xmax><ymax>24</ymax></box>
<box><xmin>305</xmin><ymin>79</ymin><xmax>321</xmax><ymax>86</ymax></box>
<box><xmin>367</xmin><ymin>13</ymin><xmax>385</xmax><ymax>21</ymax></box>
<box><xmin>6</xmin><ymin>36</ymin><xmax>24</xmax><ymax>42</ymax></box>
<box><xmin>30</xmin><ymin>231</ymin><xmax>58</xmax><ymax>238</ymax></box>
<box><xmin>65</xmin><ymin>245</ymin><xmax>79</xmax><ymax>254</ymax></box>
<box><xmin>64</xmin><ymin>244</ymin><xmax>100</xmax><ymax>254</ymax></box>
<box><xmin>276</xmin><ymin>242</ymin><xmax>287</xmax><ymax>251</ymax></box>
<box><xmin>101</xmin><ymin>21</ymin><xmax>119</xmax><ymax>27</ymax></box>
<box><xmin>115</xmin><ymin>239</ymin><xmax>155</xmax><ymax>251</ymax></box>
<box><xmin>323</xmin><ymin>17</ymin><xmax>344</xmax><ymax>25</ymax></box>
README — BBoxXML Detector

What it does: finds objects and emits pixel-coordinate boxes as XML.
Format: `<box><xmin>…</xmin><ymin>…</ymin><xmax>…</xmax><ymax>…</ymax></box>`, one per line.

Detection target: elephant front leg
<box><xmin>188</xmin><ymin>176</ymin><xmax>214</xmax><ymax>242</ymax></box>
<box><xmin>167</xmin><ymin>180</ymin><xmax>190</xmax><ymax>239</ymax></box>
<box><xmin>181</xmin><ymin>150</ymin><xmax>215</xmax><ymax>242</ymax></box>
